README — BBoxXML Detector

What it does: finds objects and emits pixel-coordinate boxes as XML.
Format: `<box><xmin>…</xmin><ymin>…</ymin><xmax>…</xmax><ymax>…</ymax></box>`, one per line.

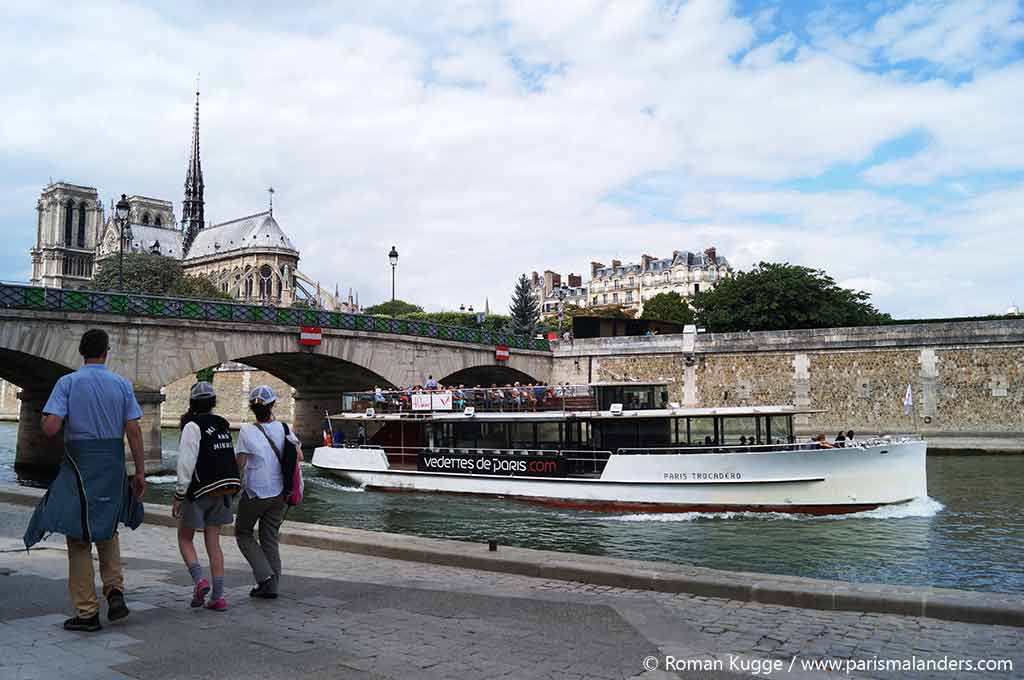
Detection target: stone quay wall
<box><xmin>552</xmin><ymin>319</ymin><xmax>1024</xmax><ymax>452</ymax></box>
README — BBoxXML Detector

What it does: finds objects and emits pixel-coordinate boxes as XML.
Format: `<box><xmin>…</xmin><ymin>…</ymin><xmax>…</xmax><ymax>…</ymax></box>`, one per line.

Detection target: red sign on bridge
<box><xmin>299</xmin><ymin>326</ymin><xmax>322</xmax><ymax>346</ymax></box>
<box><xmin>495</xmin><ymin>345</ymin><xmax>509</xmax><ymax>361</ymax></box>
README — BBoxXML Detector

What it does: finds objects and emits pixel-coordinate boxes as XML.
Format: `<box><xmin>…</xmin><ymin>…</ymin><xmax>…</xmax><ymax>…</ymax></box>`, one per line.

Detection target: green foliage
<box><xmin>586</xmin><ymin>304</ymin><xmax>636</xmax><ymax>319</ymax></box>
<box><xmin>640</xmin><ymin>292</ymin><xmax>695</xmax><ymax>325</ymax></box>
<box><xmin>195</xmin><ymin>366</ymin><xmax>215</xmax><ymax>383</ymax></box>
<box><xmin>692</xmin><ymin>262</ymin><xmax>891</xmax><ymax>332</ymax></box>
<box><xmin>400</xmin><ymin>311</ymin><xmax>512</xmax><ymax>332</ymax></box>
<box><xmin>88</xmin><ymin>252</ymin><xmax>231</xmax><ymax>300</ymax></box>
<box><xmin>363</xmin><ymin>299</ymin><xmax>424</xmax><ymax>316</ymax></box>
<box><xmin>509</xmin><ymin>274</ymin><xmax>540</xmax><ymax>335</ymax></box>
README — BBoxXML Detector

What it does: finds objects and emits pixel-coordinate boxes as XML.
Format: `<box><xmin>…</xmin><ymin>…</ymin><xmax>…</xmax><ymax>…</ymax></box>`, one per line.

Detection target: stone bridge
<box><xmin>0</xmin><ymin>285</ymin><xmax>552</xmax><ymax>471</ymax></box>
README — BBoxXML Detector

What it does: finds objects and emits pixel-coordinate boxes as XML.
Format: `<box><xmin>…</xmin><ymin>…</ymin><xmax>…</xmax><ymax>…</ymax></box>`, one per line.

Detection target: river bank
<box><xmin>3</xmin><ymin>422</ymin><xmax>1023</xmax><ymax>595</ymax></box>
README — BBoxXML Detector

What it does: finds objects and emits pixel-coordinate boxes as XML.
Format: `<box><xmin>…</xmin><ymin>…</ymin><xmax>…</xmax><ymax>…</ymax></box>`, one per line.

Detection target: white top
<box><xmin>236</xmin><ymin>420</ymin><xmax>300</xmax><ymax>499</ymax></box>
<box><xmin>174</xmin><ymin>421</ymin><xmax>201</xmax><ymax>500</ymax></box>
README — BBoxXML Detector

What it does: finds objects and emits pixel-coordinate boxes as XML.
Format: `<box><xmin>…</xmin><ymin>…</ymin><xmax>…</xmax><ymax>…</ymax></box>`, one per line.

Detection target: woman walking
<box><xmin>172</xmin><ymin>381</ymin><xmax>240</xmax><ymax>611</ymax></box>
<box><xmin>234</xmin><ymin>385</ymin><xmax>301</xmax><ymax>599</ymax></box>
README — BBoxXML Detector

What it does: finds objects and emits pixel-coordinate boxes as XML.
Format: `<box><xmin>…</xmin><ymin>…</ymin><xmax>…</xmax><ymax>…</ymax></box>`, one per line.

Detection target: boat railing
<box><xmin>341</xmin><ymin>384</ymin><xmax>619</xmax><ymax>415</ymax></box>
<box><xmin>619</xmin><ymin>435</ymin><xmax>924</xmax><ymax>455</ymax></box>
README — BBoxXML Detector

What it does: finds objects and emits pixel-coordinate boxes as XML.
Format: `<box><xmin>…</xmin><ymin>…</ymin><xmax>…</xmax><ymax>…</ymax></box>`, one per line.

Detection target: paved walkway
<box><xmin>0</xmin><ymin>502</ymin><xmax>1019</xmax><ymax>679</ymax></box>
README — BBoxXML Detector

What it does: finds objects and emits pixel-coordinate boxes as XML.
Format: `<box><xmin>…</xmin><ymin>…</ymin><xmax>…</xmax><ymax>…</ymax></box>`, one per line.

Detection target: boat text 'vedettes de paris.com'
<box><xmin>311</xmin><ymin>382</ymin><xmax>927</xmax><ymax>515</ymax></box>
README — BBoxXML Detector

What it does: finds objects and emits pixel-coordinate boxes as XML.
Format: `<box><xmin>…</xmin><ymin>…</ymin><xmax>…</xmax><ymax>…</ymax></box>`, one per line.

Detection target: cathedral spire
<box><xmin>182</xmin><ymin>80</ymin><xmax>205</xmax><ymax>255</ymax></box>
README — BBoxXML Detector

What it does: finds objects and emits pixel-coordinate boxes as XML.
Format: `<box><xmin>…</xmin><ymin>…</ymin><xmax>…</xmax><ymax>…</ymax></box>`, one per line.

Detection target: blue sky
<box><xmin>2</xmin><ymin>0</ymin><xmax>1023</xmax><ymax>317</ymax></box>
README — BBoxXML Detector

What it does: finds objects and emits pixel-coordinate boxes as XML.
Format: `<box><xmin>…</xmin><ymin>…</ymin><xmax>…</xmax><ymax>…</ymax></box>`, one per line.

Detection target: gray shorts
<box><xmin>180</xmin><ymin>494</ymin><xmax>234</xmax><ymax>529</ymax></box>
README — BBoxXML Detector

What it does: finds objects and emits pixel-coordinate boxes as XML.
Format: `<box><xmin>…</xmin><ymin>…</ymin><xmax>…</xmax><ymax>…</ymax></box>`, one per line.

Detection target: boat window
<box><xmin>536</xmin><ymin>422</ymin><xmax>561</xmax><ymax>450</ymax></box>
<box><xmin>638</xmin><ymin>418</ymin><xmax>671</xmax><ymax>448</ymax></box>
<box><xmin>565</xmin><ymin>421</ymin><xmax>592</xmax><ymax>449</ymax></box>
<box><xmin>769</xmin><ymin>416</ymin><xmax>793</xmax><ymax>444</ymax></box>
<box><xmin>595</xmin><ymin>420</ymin><xmax>637</xmax><ymax>451</ymax></box>
<box><xmin>721</xmin><ymin>417</ymin><xmax>757</xmax><ymax>446</ymax></box>
<box><xmin>623</xmin><ymin>386</ymin><xmax>655</xmax><ymax>410</ymax></box>
<box><xmin>510</xmin><ymin>422</ymin><xmax>536</xmax><ymax>449</ymax></box>
<box><xmin>689</xmin><ymin>417</ymin><xmax>716</xmax><ymax>445</ymax></box>
<box><xmin>454</xmin><ymin>422</ymin><xmax>479</xmax><ymax>449</ymax></box>
<box><xmin>478</xmin><ymin>422</ymin><xmax>507</xmax><ymax>450</ymax></box>
<box><xmin>672</xmin><ymin>417</ymin><xmax>687</xmax><ymax>444</ymax></box>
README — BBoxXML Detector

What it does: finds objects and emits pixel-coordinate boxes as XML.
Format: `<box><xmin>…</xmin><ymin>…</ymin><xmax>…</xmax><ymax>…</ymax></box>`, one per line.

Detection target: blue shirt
<box><xmin>43</xmin><ymin>364</ymin><xmax>143</xmax><ymax>441</ymax></box>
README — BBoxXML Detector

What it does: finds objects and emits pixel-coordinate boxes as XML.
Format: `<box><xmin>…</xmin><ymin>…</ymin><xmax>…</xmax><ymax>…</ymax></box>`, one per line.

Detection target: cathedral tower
<box><xmin>181</xmin><ymin>87</ymin><xmax>204</xmax><ymax>255</ymax></box>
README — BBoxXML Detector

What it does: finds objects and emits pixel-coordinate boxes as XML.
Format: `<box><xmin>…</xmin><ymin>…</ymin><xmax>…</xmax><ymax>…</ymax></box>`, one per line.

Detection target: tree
<box><xmin>692</xmin><ymin>262</ymin><xmax>891</xmax><ymax>332</ymax></box>
<box><xmin>509</xmin><ymin>273</ymin><xmax>540</xmax><ymax>335</ymax></box>
<box><xmin>640</xmin><ymin>292</ymin><xmax>695</xmax><ymax>325</ymax></box>
<box><xmin>362</xmin><ymin>299</ymin><xmax>424</xmax><ymax>316</ymax></box>
<box><xmin>88</xmin><ymin>252</ymin><xmax>230</xmax><ymax>299</ymax></box>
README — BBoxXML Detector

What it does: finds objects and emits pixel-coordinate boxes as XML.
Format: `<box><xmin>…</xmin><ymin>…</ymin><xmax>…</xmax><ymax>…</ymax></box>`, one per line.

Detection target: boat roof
<box><xmin>329</xmin><ymin>405</ymin><xmax>823</xmax><ymax>421</ymax></box>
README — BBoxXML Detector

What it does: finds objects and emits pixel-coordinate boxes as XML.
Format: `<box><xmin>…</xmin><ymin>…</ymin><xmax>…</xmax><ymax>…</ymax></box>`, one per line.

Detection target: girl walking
<box><xmin>172</xmin><ymin>381</ymin><xmax>240</xmax><ymax>611</ymax></box>
<box><xmin>235</xmin><ymin>385</ymin><xmax>302</xmax><ymax>598</ymax></box>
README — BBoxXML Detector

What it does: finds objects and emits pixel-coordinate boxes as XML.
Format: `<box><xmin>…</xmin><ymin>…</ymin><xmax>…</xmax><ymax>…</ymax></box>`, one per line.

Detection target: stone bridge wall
<box><xmin>552</xmin><ymin>320</ymin><xmax>1024</xmax><ymax>452</ymax></box>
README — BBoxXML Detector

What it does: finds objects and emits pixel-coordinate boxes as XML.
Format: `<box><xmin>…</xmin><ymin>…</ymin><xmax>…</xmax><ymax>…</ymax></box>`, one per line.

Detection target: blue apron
<box><xmin>24</xmin><ymin>438</ymin><xmax>144</xmax><ymax>548</ymax></box>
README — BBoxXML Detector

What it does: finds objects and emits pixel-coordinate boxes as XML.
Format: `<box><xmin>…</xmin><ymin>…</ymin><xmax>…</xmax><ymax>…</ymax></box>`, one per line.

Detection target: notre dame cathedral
<box><xmin>28</xmin><ymin>89</ymin><xmax>355</xmax><ymax>311</ymax></box>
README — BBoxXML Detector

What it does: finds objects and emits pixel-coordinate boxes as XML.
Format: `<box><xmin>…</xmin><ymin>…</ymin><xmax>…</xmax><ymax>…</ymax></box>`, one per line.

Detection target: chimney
<box><xmin>704</xmin><ymin>247</ymin><xmax>717</xmax><ymax>264</ymax></box>
<box><xmin>641</xmin><ymin>254</ymin><xmax>657</xmax><ymax>271</ymax></box>
<box><xmin>672</xmin><ymin>250</ymin><xmax>681</xmax><ymax>260</ymax></box>
<box><xmin>551</xmin><ymin>272</ymin><xmax>561</xmax><ymax>288</ymax></box>
<box><xmin>568</xmin><ymin>273</ymin><xmax>582</xmax><ymax>288</ymax></box>
<box><xmin>531</xmin><ymin>271</ymin><xmax>540</xmax><ymax>286</ymax></box>
<box><xmin>591</xmin><ymin>261</ymin><xmax>605</xmax><ymax>277</ymax></box>
<box><xmin>611</xmin><ymin>259</ymin><xmax>621</xmax><ymax>269</ymax></box>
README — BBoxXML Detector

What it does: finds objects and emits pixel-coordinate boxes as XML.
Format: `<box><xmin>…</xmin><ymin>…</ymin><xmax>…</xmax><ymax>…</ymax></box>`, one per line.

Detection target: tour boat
<box><xmin>311</xmin><ymin>383</ymin><xmax>927</xmax><ymax>515</ymax></box>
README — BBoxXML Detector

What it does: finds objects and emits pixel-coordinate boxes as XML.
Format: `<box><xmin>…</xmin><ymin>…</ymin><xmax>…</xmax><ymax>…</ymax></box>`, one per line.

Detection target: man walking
<box><xmin>24</xmin><ymin>329</ymin><xmax>146</xmax><ymax>632</ymax></box>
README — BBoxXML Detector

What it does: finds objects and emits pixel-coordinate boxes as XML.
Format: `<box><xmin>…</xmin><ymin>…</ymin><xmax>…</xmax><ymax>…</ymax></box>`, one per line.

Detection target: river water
<box><xmin>2</xmin><ymin>422</ymin><xmax>1021</xmax><ymax>595</ymax></box>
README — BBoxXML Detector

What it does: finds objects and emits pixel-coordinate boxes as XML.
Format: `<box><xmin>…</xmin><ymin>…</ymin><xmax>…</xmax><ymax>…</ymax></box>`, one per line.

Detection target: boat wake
<box><xmin>306</xmin><ymin>475</ymin><xmax>366</xmax><ymax>493</ymax></box>
<box><xmin>606</xmin><ymin>496</ymin><xmax>945</xmax><ymax>523</ymax></box>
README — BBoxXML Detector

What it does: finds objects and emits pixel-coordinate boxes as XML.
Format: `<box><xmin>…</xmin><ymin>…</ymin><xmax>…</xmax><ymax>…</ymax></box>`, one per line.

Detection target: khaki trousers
<box><xmin>66</xmin><ymin>534</ymin><xmax>124</xmax><ymax>617</ymax></box>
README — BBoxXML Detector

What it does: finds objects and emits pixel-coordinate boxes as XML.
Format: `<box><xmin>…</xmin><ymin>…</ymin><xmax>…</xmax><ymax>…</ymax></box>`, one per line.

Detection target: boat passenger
<box><xmin>834</xmin><ymin>431</ymin><xmax>846</xmax><ymax>447</ymax></box>
<box><xmin>425</xmin><ymin>375</ymin><xmax>439</xmax><ymax>390</ymax></box>
<box><xmin>815</xmin><ymin>434</ymin><xmax>834</xmax><ymax>449</ymax></box>
<box><xmin>846</xmin><ymin>430</ymin><xmax>855</xmax><ymax>445</ymax></box>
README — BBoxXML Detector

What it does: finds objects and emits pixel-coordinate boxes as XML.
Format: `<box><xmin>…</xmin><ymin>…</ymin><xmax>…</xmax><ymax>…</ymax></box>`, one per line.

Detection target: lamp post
<box><xmin>115</xmin><ymin>194</ymin><xmax>131</xmax><ymax>291</ymax></box>
<box><xmin>388</xmin><ymin>245</ymin><xmax>399</xmax><ymax>314</ymax></box>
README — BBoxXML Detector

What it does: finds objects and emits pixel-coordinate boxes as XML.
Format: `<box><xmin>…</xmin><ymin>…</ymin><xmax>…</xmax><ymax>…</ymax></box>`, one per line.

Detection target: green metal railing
<box><xmin>0</xmin><ymin>283</ymin><xmax>550</xmax><ymax>351</ymax></box>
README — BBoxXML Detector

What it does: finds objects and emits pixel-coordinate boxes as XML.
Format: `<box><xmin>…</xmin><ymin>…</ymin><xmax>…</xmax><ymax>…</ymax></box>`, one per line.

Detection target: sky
<box><xmin>1</xmin><ymin>0</ymin><xmax>1023</xmax><ymax>318</ymax></box>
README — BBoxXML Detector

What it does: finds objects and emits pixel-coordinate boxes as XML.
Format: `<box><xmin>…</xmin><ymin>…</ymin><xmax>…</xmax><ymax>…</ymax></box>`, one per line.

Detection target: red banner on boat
<box><xmin>299</xmin><ymin>326</ymin><xmax>322</xmax><ymax>346</ymax></box>
<box><xmin>495</xmin><ymin>345</ymin><xmax>509</xmax><ymax>361</ymax></box>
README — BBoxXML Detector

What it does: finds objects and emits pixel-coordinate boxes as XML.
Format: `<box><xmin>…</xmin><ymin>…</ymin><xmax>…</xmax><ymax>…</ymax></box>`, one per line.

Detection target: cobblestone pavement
<box><xmin>0</xmin><ymin>502</ymin><xmax>1020</xmax><ymax>679</ymax></box>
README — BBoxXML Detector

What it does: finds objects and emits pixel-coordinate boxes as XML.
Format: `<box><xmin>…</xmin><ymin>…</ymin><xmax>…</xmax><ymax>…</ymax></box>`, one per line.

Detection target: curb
<box><xmin>3</xmin><ymin>484</ymin><xmax>1021</xmax><ymax>628</ymax></box>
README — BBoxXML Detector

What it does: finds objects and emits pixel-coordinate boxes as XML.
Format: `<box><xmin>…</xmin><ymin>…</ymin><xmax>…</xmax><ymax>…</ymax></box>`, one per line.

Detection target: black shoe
<box><xmin>64</xmin><ymin>614</ymin><xmax>102</xmax><ymax>632</ymax></box>
<box><xmin>249</xmin><ymin>578</ymin><xmax>278</xmax><ymax>599</ymax></box>
<box><xmin>107</xmin><ymin>589</ymin><xmax>130</xmax><ymax>621</ymax></box>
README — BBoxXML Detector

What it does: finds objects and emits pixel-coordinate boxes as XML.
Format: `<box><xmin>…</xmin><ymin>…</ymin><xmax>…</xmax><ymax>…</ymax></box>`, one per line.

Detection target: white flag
<box><xmin>903</xmin><ymin>384</ymin><xmax>913</xmax><ymax>415</ymax></box>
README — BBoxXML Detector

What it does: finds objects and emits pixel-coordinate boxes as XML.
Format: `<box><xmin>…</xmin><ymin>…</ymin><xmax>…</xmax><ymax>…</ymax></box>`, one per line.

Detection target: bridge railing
<box><xmin>0</xmin><ymin>282</ymin><xmax>550</xmax><ymax>351</ymax></box>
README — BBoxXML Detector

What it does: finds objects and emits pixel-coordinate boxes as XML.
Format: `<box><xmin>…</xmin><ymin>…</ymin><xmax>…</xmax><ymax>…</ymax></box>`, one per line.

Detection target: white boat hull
<box><xmin>311</xmin><ymin>441</ymin><xmax>927</xmax><ymax>514</ymax></box>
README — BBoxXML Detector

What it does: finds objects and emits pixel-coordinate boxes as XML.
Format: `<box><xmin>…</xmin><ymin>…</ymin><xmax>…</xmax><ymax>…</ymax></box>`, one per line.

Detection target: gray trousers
<box><xmin>235</xmin><ymin>494</ymin><xmax>286</xmax><ymax>586</ymax></box>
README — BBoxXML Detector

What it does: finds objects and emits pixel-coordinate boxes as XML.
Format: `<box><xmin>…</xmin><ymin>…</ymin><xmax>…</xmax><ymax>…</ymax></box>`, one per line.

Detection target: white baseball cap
<box><xmin>190</xmin><ymin>381</ymin><xmax>216</xmax><ymax>400</ymax></box>
<box><xmin>248</xmin><ymin>385</ymin><xmax>277</xmax><ymax>405</ymax></box>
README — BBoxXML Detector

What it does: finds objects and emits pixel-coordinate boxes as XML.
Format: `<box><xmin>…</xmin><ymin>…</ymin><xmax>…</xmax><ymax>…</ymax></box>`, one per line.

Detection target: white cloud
<box><xmin>0</xmin><ymin>0</ymin><xmax>1021</xmax><ymax>320</ymax></box>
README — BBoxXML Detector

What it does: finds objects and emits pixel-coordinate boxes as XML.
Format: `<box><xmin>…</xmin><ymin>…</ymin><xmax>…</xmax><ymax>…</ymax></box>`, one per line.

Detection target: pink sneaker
<box><xmin>191</xmin><ymin>578</ymin><xmax>210</xmax><ymax>608</ymax></box>
<box><xmin>205</xmin><ymin>597</ymin><xmax>228</xmax><ymax>612</ymax></box>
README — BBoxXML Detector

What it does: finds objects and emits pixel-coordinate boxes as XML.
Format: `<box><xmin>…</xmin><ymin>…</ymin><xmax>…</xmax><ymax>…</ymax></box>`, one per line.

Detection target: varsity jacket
<box><xmin>175</xmin><ymin>414</ymin><xmax>241</xmax><ymax>501</ymax></box>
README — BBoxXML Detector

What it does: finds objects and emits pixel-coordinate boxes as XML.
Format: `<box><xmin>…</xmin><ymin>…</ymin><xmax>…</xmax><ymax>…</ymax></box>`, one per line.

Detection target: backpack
<box><xmin>257</xmin><ymin>422</ymin><xmax>304</xmax><ymax>506</ymax></box>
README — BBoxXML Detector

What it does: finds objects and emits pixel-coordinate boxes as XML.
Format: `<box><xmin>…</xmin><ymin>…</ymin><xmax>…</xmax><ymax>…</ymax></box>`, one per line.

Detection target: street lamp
<box><xmin>388</xmin><ymin>245</ymin><xmax>398</xmax><ymax>309</ymax></box>
<box><xmin>115</xmin><ymin>194</ymin><xmax>131</xmax><ymax>291</ymax></box>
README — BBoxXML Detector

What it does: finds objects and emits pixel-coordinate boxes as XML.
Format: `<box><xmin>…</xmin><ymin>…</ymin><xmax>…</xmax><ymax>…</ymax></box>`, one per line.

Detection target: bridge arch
<box><xmin>440</xmin><ymin>365</ymin><xmax>540</xmax><ymax>387</ymax></box>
